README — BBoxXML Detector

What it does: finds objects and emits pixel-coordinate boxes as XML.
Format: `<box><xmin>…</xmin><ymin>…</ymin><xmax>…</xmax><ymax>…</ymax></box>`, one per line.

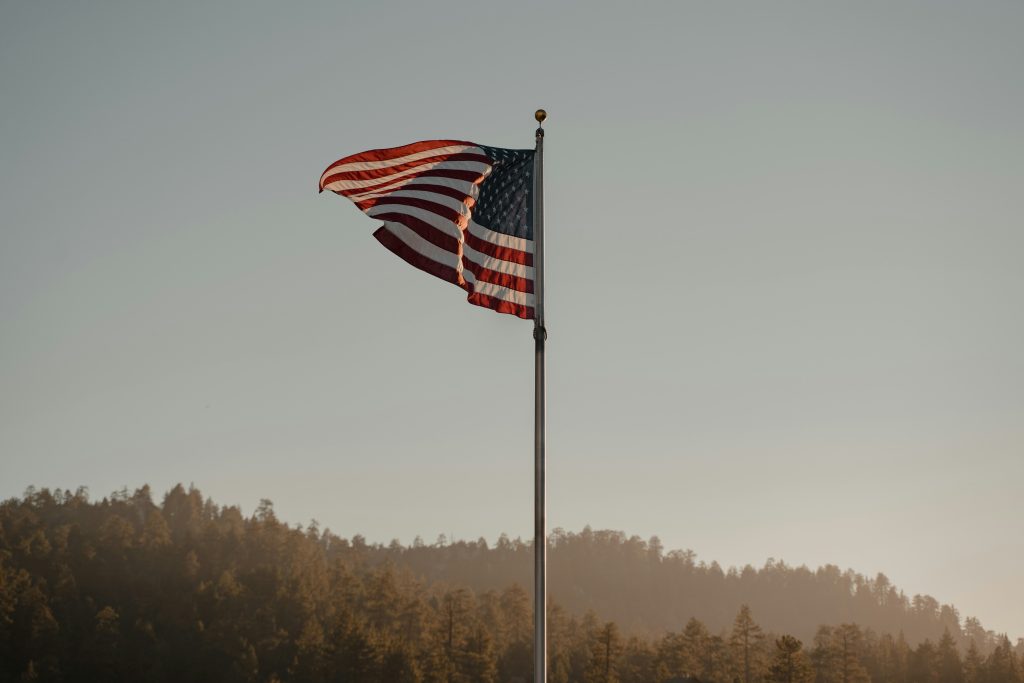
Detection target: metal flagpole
<box><xmin>532</xmin><ymin>108</ymin><xmax>547</xmax><ymax>683</ymax></box>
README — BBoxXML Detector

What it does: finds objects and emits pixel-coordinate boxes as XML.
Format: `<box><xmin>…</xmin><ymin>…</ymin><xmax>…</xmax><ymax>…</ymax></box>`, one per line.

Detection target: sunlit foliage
<box><xmin>0</xmin><ymin>485</ymin><xmax>1020</xmax><ymax>682</ymax></box>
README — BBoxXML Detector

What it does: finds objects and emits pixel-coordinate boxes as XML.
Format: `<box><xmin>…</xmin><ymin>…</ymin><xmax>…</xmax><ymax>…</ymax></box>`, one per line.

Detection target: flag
<box><xmin>319</xmin><ymin>140</ymin><xmax>535</xmax><ymax>319</ymax></box>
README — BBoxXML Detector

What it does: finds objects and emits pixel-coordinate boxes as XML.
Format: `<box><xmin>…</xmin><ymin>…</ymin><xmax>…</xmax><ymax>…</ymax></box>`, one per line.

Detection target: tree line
<box><xmin>0</xmin><ymin>485</ymin><xmax>1020</xmax><ymax>682</ymax></box>
<box><xmin>360</xmin><ymin>529</ymin><xmax>987</xmax><ymax>649</ymax></box>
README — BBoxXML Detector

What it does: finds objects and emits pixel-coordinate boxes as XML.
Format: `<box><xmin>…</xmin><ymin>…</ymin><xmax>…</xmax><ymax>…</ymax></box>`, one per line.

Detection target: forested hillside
<box><xmin>1</xmin><ymin>485</ymin><xmax>1021</xmax><ymax>682</ymax></box>
<box><xmin>372</xmin><ymin>527</ymin><xmax>979</xmax><ymax>646</ymax></box>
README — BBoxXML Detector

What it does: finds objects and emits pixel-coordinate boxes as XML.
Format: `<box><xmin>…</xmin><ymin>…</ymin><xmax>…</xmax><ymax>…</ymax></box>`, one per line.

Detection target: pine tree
<box><xmin>984</xmin><ymin>636</ymin><xmax>1022</xmax><ymax>683</ymax></box>
<box><xmin>811</xmin><ymin>626</ymin><xmax>839</xmax><ymax>683</ymax></box>
<box><xmin>680</xmin><ymin>617</ymin><xmax>710</xmax><ymax>677</ymax></box>
<box><xmin>730</xmin><ymin>604</ymin><xmax>767</xmax><ymax>683</ymax></box>
<box><xmin>290</xmin><ymin>617</ymin><xmax>328</xmax><ymax>683</ymax></box>
<box><xmin>704</xmin><ymin>633</ymin><xmax>729</xmax><ymax>683</ymax></box>
<box><xmin>497</xmin><ymin>584</ymin><xmax>532</xmax><ymax>682</ymax></box>
<box><xmin>655</xmin><ymin>631</ymin><xmax>687</xmax><ymax>681</ymax></box>
<box><xmin>834</xmin><ymin>624</ymin><xmax>870</xmax><ymax>683</ymax></box>
<box><xmin>766</xmin><ymin>635</ymin><xmax>814</xmax><ymax>683</ymax></box>
<box><xmin>458</xmin><ymin>624</ymin><xmax>497</xmax><ymax>683</ymax></box>
<box><xmin>908</xmin><ymin>639</ymin><xmax>939</xmax><ymax>683</ymax></box>
<box><xmin>619</xmin><ymin>636</ymin><xmax>656</xmax><ymax>683</ymax></box>
<box><xmin>936</xmin><ymin>629</ymin><xmax>964</xmax><ymax>683</ymax></box>
<box><xmin>963</xmin><ymin>640</ymin><xmax>984</xmax><ymax>683</ymax></box>
<box><xmin>586</xmin><ymin>621</ymin><xmax>622</xmax><ymax>683</ymax></box>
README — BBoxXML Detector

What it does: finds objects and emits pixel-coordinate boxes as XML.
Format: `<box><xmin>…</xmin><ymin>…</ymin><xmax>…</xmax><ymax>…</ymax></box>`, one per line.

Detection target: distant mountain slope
<box><xmin>337</xmin><ymin>526</ymin><xmax>990</xmax><ymax>647</ymax></box>
<box><xmin>1</xmin><ymin>484</ymin><xmax>1016</xmax><ymax>683</ymax></box>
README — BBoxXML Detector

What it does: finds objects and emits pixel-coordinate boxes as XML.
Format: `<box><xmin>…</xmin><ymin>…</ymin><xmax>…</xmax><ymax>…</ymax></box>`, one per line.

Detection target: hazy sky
<box><xmin>2</xmin><ymin>1</ymin><xmax>1022</xmax><ymax>638</ymax></box>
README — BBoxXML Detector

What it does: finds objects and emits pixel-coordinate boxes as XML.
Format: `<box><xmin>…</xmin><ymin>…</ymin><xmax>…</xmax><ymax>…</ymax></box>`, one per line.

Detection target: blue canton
<box><xmin>474</xmin><ymin>146</ymin><xmax>535</xmax><ymax>241</ymax></box>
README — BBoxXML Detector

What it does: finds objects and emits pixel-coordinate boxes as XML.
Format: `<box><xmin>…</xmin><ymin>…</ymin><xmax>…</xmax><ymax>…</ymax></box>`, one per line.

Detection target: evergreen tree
<box><xmin>655</xmin><ymin>631</ymin><xmax>688</xmax><ymax>681</ymax></box>
<box><xmin>908</xmin><ymin>639</ymin><xmax>939</xmax><ymax>683</ymax></box>
<box><xmin>703</xmin><ymin>633</ymin><xmax>730</xmax><ymax>683</ymax></box>
<box><xmin>618</xmin><ymin>636</ymin><xmax>656</xmax><ymax>683</ymax></box>
<box><xmin>964</xmin><ymin>640</ymin><xmax>985</xmax><ymax>683</ymax></box>
<box><xmin>586</xmin><ymin>621</ymin><xmax>622</xmax><ymax>683</ymax></box>
<box><xmin>834</xmin><ymin>624</ymin><xmax>870</xmax><ymax>683</ymax></box>
<box><xmin>811</xmin><ymin>626</ymin><xmax>839</xmax><ymax>683</ymax></box>
<box><xmin>458</xmin><ymin>625</ymin><xmax>497</xmax><ymax>683</ymax></box>
<box><xmin>681</xmin><ymin>617</ymin><xmax>710</xmax><ymax>677</ymax></box>
<box><xmin>766</xmin><ymin>635</ymin><xmax>813</xmax><ymax>683</ymax></box>
<box><xmin>497</xmin><ymin>584</ymin><xmax>532</xmax><ymax>682</ymax></box>
<box><xmin>730</xmin><ymin>604</ymin><xmax>767</xmax><ymax>683</ymax></box>
<box><xmin>984</xmin><ymin>636</ymin><xmax>1021</xmax><ymax>683</ymax></box>
<box><xmin>937</xmin><ymin>629</ymin><xmax>964</xmax><ymax>683</ymax></box>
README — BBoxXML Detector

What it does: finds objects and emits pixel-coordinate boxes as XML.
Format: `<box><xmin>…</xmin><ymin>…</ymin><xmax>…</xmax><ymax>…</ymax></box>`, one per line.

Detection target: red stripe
<box><xmin>373</xmin><ymin>226</ymin><xmax>464</xmax><ymax>288</ymax></box>
<box><xmin>330</xmin><ymin>169</ymin><xmax>486</xmax><ymax>197</ymax></box>
<box><xmin>373</xmin><ymin>227</ymin><xmax>533</xmax><ymax>320</ymax></box>
<box><xmin>373</xmin><ymin>213</ymin><xmax>534</xmax><ymax>289</ymax></box>
<box><xmin>462</xmin><ymin>259</ymin><xmax>534</xmax><ymax>294</ymax></box>
<box><xmin>373</xmin><ymin>212</ymin><xmax>461</xmax><ymax>255</ymax></box>
<box><xmin>467</xmin><ymin>292</ymin><xmax>533</xmax><ymax>320</ymax></box>
<box><xmin>464</xmin><ymin>230</ymin><xmax>533</xmax><ymax>267</ymax></box>
<box><xmin>322</xmin><ymin>153</ymin><xmax>491</xmax><ymax>185</ymax></box>
<box><xmin>321</xmin><ymin>139</ymin><xmax>474</xmax><ymax>175</ymax></box>
<box><xmin>373</xmin><ymin>205</ymin><xmax>533</xmax><ymax>270</ymax></box>
<box><xmin>358</xmin><ymin>195</ymin><xmax>468</xmax><ymax>227</ymax></box>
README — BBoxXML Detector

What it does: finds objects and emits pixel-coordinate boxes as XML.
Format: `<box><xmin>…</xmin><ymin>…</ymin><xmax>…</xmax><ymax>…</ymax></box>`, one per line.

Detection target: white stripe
<box><xmin>463</xmin><ymin>244</ymin><xmax>535</xmax><ymax>279</ymax></box>
<box><xmin>323</xmin><ymin>144</ymin><xmax>482</xmax><ymax>176</ymax></box>
<box><xmin>471</xmin><ymin>280</ymin><xmax>535</xmax><ymax>307</ymax></box>
<box><xmin>380</xmin><ymin>220</ymin><xmax>473</xmax><ymax>289</ymax></box>
<box><xmin>360</xmin><ymin>189</ymin><xmax>475</xmax><ymax>218</ymax></box>
<box><xmin>380</xmin><ymin>222</ymin><xmax>535</xmax><ymax>307</ymax></box>
<box><xmin>365</xmin><ymin>206</ymin><xmax>533</xmax><ymax>276</ymax></box>
<box><xmin>322</xmin><ymin>160</ymin><xmax>492</xmax><ymax>192</ymax></box>
<box><xmin>348</xmin><ymin>176</ymin><xmax>481</xmax><ymax>203</ymax></box>
<box><xmin>365</xmin><ymin>203</ymin><xmax>464</xmax><ymax>240</ymax></box>
<box><xmin>467</xmin><ymin>220</ymin><xmax>533</xmax><ymax>252</ymax></box>
<box><xmin>380</xmin><ymin>221</ymin><xmax>462</xmax><ymax>271</ymax></box>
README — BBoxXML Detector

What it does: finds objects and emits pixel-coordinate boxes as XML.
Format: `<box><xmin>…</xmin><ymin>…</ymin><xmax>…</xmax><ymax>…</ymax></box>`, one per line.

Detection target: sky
<box><xmin>2</xmin><ymin>1</ymin><xmax>1022</xmax><ymax>638</ymax></box>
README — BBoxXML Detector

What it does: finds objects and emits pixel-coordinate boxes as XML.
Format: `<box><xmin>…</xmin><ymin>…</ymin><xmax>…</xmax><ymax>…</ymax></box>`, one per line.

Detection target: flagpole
<box><xmin>532</xmin><ymin>108</ymin><xmax>547</xmax><ymax>683</ymax></box>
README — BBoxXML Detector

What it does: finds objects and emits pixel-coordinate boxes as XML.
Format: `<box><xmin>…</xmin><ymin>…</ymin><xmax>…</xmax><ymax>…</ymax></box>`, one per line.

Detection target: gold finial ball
<box><xmin>535</xmin><ymin>109</ymin><xmax>547</xmax><ymax>124</ymax></box>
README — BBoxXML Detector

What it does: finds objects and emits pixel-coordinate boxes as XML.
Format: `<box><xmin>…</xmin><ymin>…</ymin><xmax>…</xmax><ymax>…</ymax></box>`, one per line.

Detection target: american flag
<box><xmin>319</xmin><ymin>140</ymin><xmax>536</xmax><ymax>319</ymax></box>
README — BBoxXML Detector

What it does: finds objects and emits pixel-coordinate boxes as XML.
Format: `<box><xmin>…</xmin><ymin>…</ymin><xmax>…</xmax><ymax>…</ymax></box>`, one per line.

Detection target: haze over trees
<box><xmin>1</xmin><ymin>485</ymin><xmax>1021</xmax><ymax>682</ymax></box>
